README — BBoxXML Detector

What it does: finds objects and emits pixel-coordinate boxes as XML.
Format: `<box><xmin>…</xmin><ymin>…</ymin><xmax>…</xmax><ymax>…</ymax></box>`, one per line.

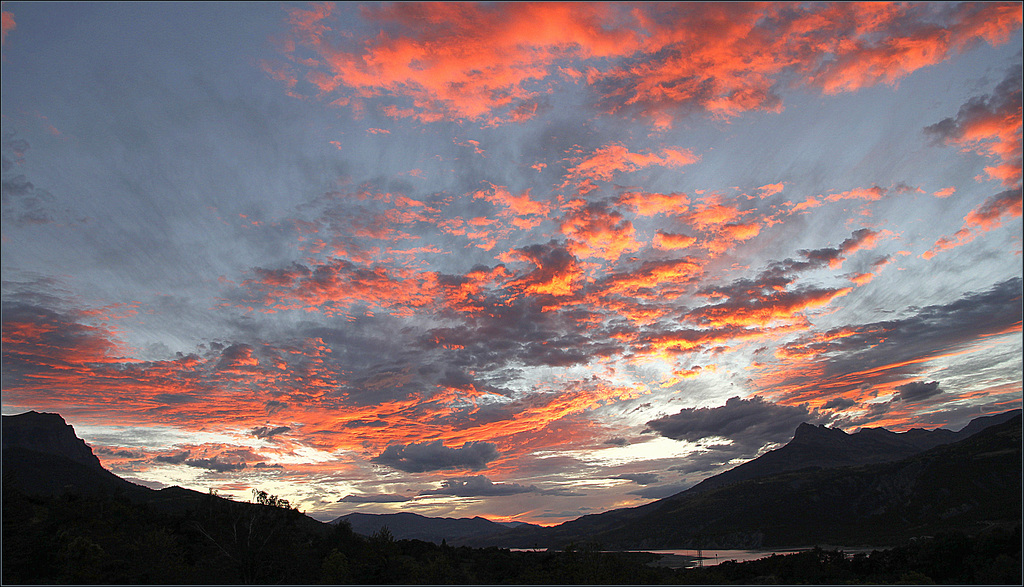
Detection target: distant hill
<box><xmin>333</xmin><ymin>511</ymin><xmax>539</xmax><ymax>544</ymax></box>
<box><xmin>475</xmin><ymin>410</ymin><xmax>1022</xmax><ymax>549</ymax></box>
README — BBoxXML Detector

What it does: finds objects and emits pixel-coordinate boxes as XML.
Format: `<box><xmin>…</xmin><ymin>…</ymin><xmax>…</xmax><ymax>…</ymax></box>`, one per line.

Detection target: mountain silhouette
<box><xmin>472</xmin><ymin>410</ymin><xmax>1022</xmax><ymax>549</ymax></box>
<box><xmin>333</xmin><ymin>511</ymin><xmax>538</xmax><ymax>544</ymax></box>
<box><xmin>2</xmin><ymin>411</ymin><xmax>153</xmax><ymax>500</ymax></box>
<box><xmin>4</xmin><ymin>408</ymin><xmax>1019</xmax><ymax>551</ymax></box>
<box><xmin>684</xmin><ymin>410</ymin><xmax>1019</xmax><ymax>495</ymax></box>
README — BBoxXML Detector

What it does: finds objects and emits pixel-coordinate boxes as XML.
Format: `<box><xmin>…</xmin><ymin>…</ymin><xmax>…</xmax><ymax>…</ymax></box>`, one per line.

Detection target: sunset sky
<box><xmin>2</xmin><ymin>2</ymin><xmax>1022</xmax><ymax>524</ymax></box>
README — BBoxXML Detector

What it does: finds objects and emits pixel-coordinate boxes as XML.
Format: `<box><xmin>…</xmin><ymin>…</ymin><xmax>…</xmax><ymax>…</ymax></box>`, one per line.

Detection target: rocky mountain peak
<box><xmin>790</xmin><ymin>422</ymin><xmax>849</xmax><ymax>445</ymax></box>
<box><xmin>2</xmin><ymin>410</ymin><xmax>104</xmax><ymax>470</ymax></box>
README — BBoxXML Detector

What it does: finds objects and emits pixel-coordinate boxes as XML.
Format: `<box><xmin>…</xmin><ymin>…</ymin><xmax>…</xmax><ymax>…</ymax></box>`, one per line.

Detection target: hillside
<box><xmin>334</xmin><ymin>511</ymin><xmax>538</xmax><ymax>544</ymax></box>
<box><xmin>476</xmin><ymin>415</ymin><xmax>1022</xmax><ymax>549</ymax></box>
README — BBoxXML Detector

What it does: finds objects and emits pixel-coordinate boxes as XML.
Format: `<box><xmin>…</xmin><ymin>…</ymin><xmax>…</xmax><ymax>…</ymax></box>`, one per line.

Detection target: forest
<box><xmin>3</xmin><ymin>477</ymin><xmax>1020</xmax><ymax>585</ymax></box>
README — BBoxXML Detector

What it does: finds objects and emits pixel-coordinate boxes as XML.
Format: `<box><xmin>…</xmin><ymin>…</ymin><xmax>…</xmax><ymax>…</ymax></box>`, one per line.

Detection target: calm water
<box><xmin>636</xmin><ymin>546</ymin><xmax>885</xmax><ymax>568</ymax></box>
<box><xmin>513</xmin><ymin>546</ymin><xmax>883</xmax><ymax>569</ymax></box>
<box><xmin>638</xmin><ymin>548</ymin><xmax>805</xmax><ymax>568</ymax></box>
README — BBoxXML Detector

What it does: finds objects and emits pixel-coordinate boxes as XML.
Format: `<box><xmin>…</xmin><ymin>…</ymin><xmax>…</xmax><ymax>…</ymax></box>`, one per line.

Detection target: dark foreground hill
<box><xmin>334</xmin><ymin>511</ymin><xmax>539</xmax><ymax>544</ymax></box>
<box><xmin>477</xmin><ymin>413</ymin><xmax>1023</xmax><ymax>549</ymax></box>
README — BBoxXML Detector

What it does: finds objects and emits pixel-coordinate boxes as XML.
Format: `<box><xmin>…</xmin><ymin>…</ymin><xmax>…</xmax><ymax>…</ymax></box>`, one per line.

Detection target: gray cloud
<box><xmin>339</xmin><ymin>493</ymin><xmax>413</xmax><ymax>503</ymax></box>
<box><xmin>252</xmin><ymin>425</ymin><xmax>291</xmax><ymax>439</ymax></box>
<box><xmin>155</xmin><ymin>451</ymin><xmax>190</xmax><ymax>464</ymax></box>
<box><xmin>185</xmin><ymin>456</ymin><xmax>247</xmax><ymax>472</ymax></box>
<box><xmin>372</xmin><ymin>440</ymin><xmax>499</xmax><ymax>473</ymax></box>
<box><xmin>895</xmin><ymin>380</ymin><xmax>942</xmax><ymax>403</ymax></box>
<box><xmin>823</xmin><ymin>397</ymin><xmax>858</xmax><ymax>411</ymax></box>
<box><xmin>645</xmin><ymin>396</ymin><xmax>820</xmax><ymax>451</ymax></box>
<box><xmin>925</xmin><ymin>66</ymin><xmax>1022</xmax><ymax>147</ymax></box>
<box><xmin>94</xmin><ymin>446</ymin><xmax>146</xmax><ymax>459</ymax></box>
<box><xmin>614</xmin><ymin>472</ymin><xmax>660</xmax><ymax>485</ymax></box>
<box><xmin>264</xmin><ymin>400</ymin><xmax>288</xmax><ymax>415</ymax></box>
<box><xmin>773</xmin><ymin>278</ymin><xmax>1023</xmax><ymax>409</ymax></box>
<box><xmin>421</xmin><ymin>475</ymin><xmax>538</xmax><ymax>497</ymax></box>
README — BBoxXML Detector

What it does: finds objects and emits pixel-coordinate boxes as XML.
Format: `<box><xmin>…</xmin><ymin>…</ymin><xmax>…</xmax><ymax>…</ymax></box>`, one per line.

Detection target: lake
<box><xmin>632</xmin><ymin>546</ymin><xmax>888</xmax><ymax>569</ymax></box>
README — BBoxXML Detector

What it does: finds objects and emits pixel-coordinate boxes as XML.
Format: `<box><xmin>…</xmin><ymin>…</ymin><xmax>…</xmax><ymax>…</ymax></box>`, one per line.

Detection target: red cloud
<box><xmin>617</xmin><ymin>190</ymin><xmax>690</xmax><ymax>217</ymax></box>
<box><xmin>560</xmin><ymin>202</ymin><xmax>641</xmax><ymax>262</ymax></box>
<box><xmin>923</xmin><ymin>188</ymin><xmax>1023</xmax><ymax>259</ymax></box>
<box><xmin>689</xmin><ymin>286</ymin><xmax>853</xmax><ymax>328</ymax></box>
<box><xmin>925</xmin><ymin>67</ymin><xmax>1022</xmax><ymax>186</ymax></box>
<box><xmin>242</xmin><ymin>260</ymin><xmax>441</xmax><ymax>316</ymax></box>
<box><xmin>563</xmin><ymin>144</ymin><xmax>699</xmax><ymax>185</ymax></box>
<box><xmin>1</xmin><ymin>9</ymin><xmax>14</xmax><ymax>46</ymax></box>
<box><xmin>272</xmin><ymin>2</ymin><xmax>1021</xmax><ymax>127</ymax></box>
<box><xmin>279</xmin><ymin>2</ymin><xmax>643</xmax><ymax>124</ymax></box>
<box><xmin>652</xmin><ymin>231</ymin><xmax>696</xmax><ymax>251</ymax></box>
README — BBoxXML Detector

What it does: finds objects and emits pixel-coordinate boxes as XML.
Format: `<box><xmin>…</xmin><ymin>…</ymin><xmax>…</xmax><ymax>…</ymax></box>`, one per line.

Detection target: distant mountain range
<box><xmin>3</xmin><ymin>408</ymin><xmax>1020</xmax><ymax>550</ymax></box>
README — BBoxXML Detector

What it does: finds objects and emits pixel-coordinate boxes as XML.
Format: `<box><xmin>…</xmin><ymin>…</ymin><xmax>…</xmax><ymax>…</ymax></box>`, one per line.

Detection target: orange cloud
<box><xmin>757</xmin><ymin>183</ymin><xmax>784</xmax><ymax>198</ymax></box>
<box><xmin>652</xmin><ymin>231</ymin><xmax>697</xmax><ymax>251</ymax></box>
<box><xmin>616</xmin><ymin>190</ymin><xmax>690</xmax><ymax>216</ymax></box>
<box><xmin>1</xmin><ymin>9</ymin><xmax>14</xmax><ymax>46</ymax></box>
<box><xmin>926</xmin><ymin>67</ymin><xmax>1022</xmax><ymax>186</ymax></box>
<box><xmin>600</xmin><ymin>258</ymin><xmax>704</xmax><ymax>300</ymax></box>
<box><xmin>242</xmin><ymin>260</ymin><xmax>441</xmax><ymax>316</ymax></box>
<box><xmin>560</xmin><ymin>202</ymin><xmax>641</xmax><ymax>262</ymax></box>
<box><xmin>473</xmin><ymin>183</ymin><xmax>551</xmax><ymax>218</ymax></box>
<box><xmin>563</xmin><ymin>144</ymin><xmax>699</xmax><ymax>185</ymax></box>
<box><xmin>279</xmin><ymin>2</ymin><xmax>644</xmax><ymax>124</ymax></box>
<box><xmin>923</xmin><ymin>188</ymin><xmax>1023</xmax><ymax>259</ymax></box>
<box><xmin>272</xmin><ymin>2</ymin><xmax>1021</xmax><ymax>127</ymax></box>
<box><xmin>689</xmin><ymin>287</ymin><xmax>853</xmax><ymax>328</ymax></box>
<box><xmin>504</xmin><ymin>241</ymin><xmax>588</xmax><ymax>298</ymax></box>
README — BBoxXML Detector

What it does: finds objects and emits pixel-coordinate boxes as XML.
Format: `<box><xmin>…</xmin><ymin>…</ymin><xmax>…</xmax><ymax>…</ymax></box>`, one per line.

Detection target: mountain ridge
<box><xmin>473</xmin><ymin>413</ymin><xmax>1021</xmax><ymax>549</ymax></box>
<box><xmin>3</xmin><ymin>408</ymin><xmax>1019</xmax><ymax>550</ymax></box>
<box><xmin>684</xmin><ymin>410</ymin><xmax>1019</xmax><ymax>496</ymax></box>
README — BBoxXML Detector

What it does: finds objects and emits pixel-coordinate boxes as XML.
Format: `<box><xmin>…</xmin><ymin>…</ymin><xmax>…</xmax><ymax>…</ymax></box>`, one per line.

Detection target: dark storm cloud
<box><xmin>371</xmin><ymin>440</ymin><xmax>499</xmax><ymax>473</ymax></box>
<box><xmin>645</xmin><ymin>396</ymin><xmax>821</xmax><ymax>450</ymax></box>
<box><xmin>252</xmin><ymin>425</ymin><xmax>291</xmax><ymax>439</ymax></box>
<box><xmin>614</xmin><ymin>472</ymin><xmax>660</xmax><ymax>485</ymax></box>
<box><xmin>604</xmin><ymin>437</ymin><xmax>629</xmax><ymax>446</ymax></box>
<box><xmin>421</xmin><ymin>475</ymin><xmax>538</xmax><ymax>497</ymax></box>
<box><xmin>895</xmin><ymin>380</ymin><xmax>943</xmax><ymax>403</ymax></box>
